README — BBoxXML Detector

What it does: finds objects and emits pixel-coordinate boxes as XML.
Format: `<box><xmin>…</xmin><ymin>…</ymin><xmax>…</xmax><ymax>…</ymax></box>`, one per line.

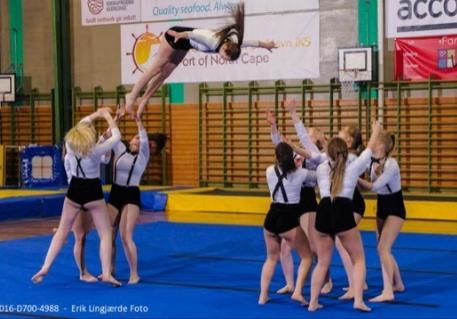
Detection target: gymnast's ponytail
<box><xmin>327</xmin><ymin>137</ymin><xmax>349</xmax><ymax>198</ymax></box>
<box><xmin>215</xmin><ymin>2</ymin><xmax>245</xmax><ymax>60</ymax></box>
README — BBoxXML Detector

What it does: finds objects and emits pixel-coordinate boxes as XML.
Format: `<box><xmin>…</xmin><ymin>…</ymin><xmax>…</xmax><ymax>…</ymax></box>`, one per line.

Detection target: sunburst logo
<box><xmin>126</xmin><ymin>25</ymin><xmax>162</xmax><ymax>74</ymax></box>
<box><xmin>87</xmin><ymin>0</ymin><xmax>104</xmax><ymax>15</ymax></box>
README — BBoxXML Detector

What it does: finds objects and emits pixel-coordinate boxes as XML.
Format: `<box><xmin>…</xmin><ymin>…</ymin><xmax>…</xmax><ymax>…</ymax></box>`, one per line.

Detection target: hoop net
<box><xmin>339</xmin><ymin>69</ymin><xmax>359</xmax><ymax>97</ymax></box>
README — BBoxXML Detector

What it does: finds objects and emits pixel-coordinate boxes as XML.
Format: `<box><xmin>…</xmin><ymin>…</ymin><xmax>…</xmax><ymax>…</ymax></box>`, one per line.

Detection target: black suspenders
<box><xmin>113</xmin><ymin>151</ymin><xmax>127</xmax><ymax>184</ymax></box>
<box><xmin>114</xmin><ymin>151</ymin><xmax>138</xmax><ymax>186</ymax></box>
<box><xmin>370</xmin><ymin>157</ymin><xmax>393</xmax><ymax>194</ymax></box>
<box><xmin>126</xmin><ymin>155</ymin><xmax>139</xmax><ymax>186</ymax></box>
<box><xmin>75</xmin><ymin>156</ymin><xmax>86</xmax><ymax>178</ymax></box>
<box><xmin>272</xmin><ymin>166</ymin><xmax>288</xmax><ymax>203</ymax></box>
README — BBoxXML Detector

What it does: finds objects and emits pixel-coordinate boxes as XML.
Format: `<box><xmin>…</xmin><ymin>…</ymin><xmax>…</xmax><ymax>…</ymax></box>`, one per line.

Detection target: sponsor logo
<box><xmin>396</xmin><ymin>0</ymin><xmax>457</xmax><ymax>33</ymax></box>
<box><xmin>126</xmin><ymin>25</ymin><xmax>162</xmax><ymax>74</ymax></box>
<box><xmin>88</xmin><ymin>0</ymin><xmax>104</xmax><ymax>15</ymax></box>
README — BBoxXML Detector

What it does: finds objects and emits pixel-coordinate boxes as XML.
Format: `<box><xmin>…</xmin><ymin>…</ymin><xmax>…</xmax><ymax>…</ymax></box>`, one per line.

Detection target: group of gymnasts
<box><xmin>31</xmin><ymin>107</ymin><xmax>166</xmax><ymax>286</ymax></box>
<box><xmin>29</xmin><ymin>1</ymin><xmax>405</xmax><ymax>311</ymax></box>
<box><xmin>31</xmin><ymin>1</ymin><xmax>270</xmax><ymax>288</ymax></box>
<box><xmin>261</xmin><ymin>99</ymin><xmax>406</xmax><ymax>312</ymax></box>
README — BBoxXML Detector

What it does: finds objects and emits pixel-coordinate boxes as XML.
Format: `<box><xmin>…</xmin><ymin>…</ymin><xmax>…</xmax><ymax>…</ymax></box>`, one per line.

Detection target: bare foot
<box><xmin>291</xmin><ymin>292</ymin><xmax>309</xmax><ymax>306</ymax></box>
<box><xmin>31</xmin><ymin>269</ymin><xmax>48</xmax><ymax>284</ymax></box>
<box><xmin>369</xmin><ymin>291</ymin><xmax>394</xmax><ymax>302</ymax></box>
<box><xmin>338</xmin><ymin>289</ymin><xmax>354</xmax><ymax>300</ymax></box>
<box><xmin>128</xmin><ymin>276</ymin><xmax>140</xmax><ymax>285</ymax></box>
<box><xmin>80</xmin><ymin>273</ymin><xmax>98</xmax><ymax>283</ymax></box>
<box><xmin>258</xmin><ymin>294</ymin><xmax>271</xmax><ymax>305</ymax></box>
<box><xmin>276</xmin><ymin>285</ymin><xmax>294</xmax><ymax>294</ymax></box>
<box><xmin>100</xmin><ymin>275</ymin><xmax>122</xmax><ymax>287</ymax></box>
<box><xmin>321</xmin><ymin>278</ymin><xmax>333</xmax><ymax>294</ymax></box>
<box><xmin>308</xmin><ymin>302</ymin><xmax>323</xmax><ymax>312</ymax></box>
<box><xmin>125</xmin><ymin>93</ymin><xmax>135</xmax><ymax>113</ymax></box>
<box><xmin>394</xmin><ymin>284</ymin><xmax>405</xmax><ymax>292</ymax></box>
<box><xmin>354</xmin><ymin>301</ymin><xmax>372</xmax><ymax>312</ymax></box>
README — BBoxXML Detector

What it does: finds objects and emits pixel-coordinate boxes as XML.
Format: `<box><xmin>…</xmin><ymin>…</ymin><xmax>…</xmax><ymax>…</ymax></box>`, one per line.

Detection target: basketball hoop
<box><xmin>339</xmin><ymin>69</ymin><xmax>359</xmax><ymax>96</ymax></box>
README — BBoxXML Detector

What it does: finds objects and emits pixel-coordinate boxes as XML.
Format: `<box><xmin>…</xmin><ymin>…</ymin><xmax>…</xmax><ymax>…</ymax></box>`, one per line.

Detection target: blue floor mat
<box><xmin>0</xmin><ymin>222</ymin><xmax>456</xmax><ymax>318</ymax></box>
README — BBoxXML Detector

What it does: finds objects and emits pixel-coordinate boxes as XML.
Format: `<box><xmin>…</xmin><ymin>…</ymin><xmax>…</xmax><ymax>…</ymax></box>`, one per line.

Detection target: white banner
<box><xmin>386</xmin><ymin>0</ymin><xmax>457</xmax><ymax>38</ymax></box>
<box><xmin>120</xmin><ymin>12</ymin><xmax>320</xmax><ymax>84</ymax></box>
<box><xmin>81</xmin><ymin>0</ymin><xmax>141</xmax><ymax>26</ymax></box>
<box><xmin>141</xmin><ymin>0</ymin><xmax>319</xmax><ymax>21</ymax></box>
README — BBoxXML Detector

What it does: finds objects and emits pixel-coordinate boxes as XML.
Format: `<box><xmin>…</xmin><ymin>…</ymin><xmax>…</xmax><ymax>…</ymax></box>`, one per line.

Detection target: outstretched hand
<box><xmin>283</xmin><ymin>99</ymin><xmax>297</xmax><ymax>113</ymax></box>
<box><xmin>262</xmin><ymin>41</ymin><xmax>278</xmax><ymax>52</ymax></box>
<box><xmin>265</xmin><ymin>110</ymin><xmax>276</xmax><ymax>126</ymax></box>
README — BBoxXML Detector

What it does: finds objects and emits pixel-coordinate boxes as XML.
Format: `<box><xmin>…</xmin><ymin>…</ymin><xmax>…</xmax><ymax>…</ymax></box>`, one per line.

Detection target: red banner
<box><xmin>395</xmin><ymin>35</ymin><xmax>457</xmax><ymax>80</ymax></box>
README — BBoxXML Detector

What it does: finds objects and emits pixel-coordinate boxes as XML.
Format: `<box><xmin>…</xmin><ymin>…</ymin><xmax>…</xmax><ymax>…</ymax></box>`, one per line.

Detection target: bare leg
<box><xmin>137</xmin><ymin>50</ymin><xmax>187</xmax><ymax>116</ymax></box>
<box><xmin>259</xmin><ymin>230</ymin><xmax>281</xmax><ymax>304</ymax></box>
<box><xmin>87</xmin><ymin>200</ymin><xmax>121</xmax><ymax>286</ymax></box>
<box><xmin>308</xmin><ymin>231</ymin><xmax>333</xmax><ymax>311</ymax></box>
<box><xmin>125</xmin><ymin>39</ymin><xmax>176</xmax><ymax>113</ymax></box>
<box><xmin>72</xmin><ymin>212</ymin><xmax>97</xmax><ymax>282</ymax></box>
<box><xmin>307</xmin><ymin>212</ymin><xmax>332</xmax><ymax>294</ymax></box>
<box><xmin>370</xmin><ymin>216</ymin><xmax>404</xmax><ymax>302</ymax></box>
<box><xmin>277</xmin><ymin>239</ymin><xmax>294</xmax><ymax>294</ymax></box>
<box><xmin>338</xmin><ymin>213</ymin><xmax>367</xmax><ymax>299</ymax></box>
<box><xmin>107</xmin><ymin>204</ymin><xmax>119</xmax><ymax>276</ymax></box>
<box><xmin>32</xmin><ymin>198</ymin><xmax>81</xmax><ymax>283</ymax></box>
<box><xmin>282</xmin><ymin>227</ymin><xmax>312</xmax><ymax>305</ymax></box>
<box><xmin>119</xmin><ymin>204</ymin><xmax>140</xmax><ymax>284</ymax></box>
<box><xmin>338</xmin><ymin>228</ymin><xmax>371</xmax><ymax>311</ymax></box>
<box><xmin>393</xmin><ymin>257</ymin><xmax>405</xmax><ymax>292</ymax></box>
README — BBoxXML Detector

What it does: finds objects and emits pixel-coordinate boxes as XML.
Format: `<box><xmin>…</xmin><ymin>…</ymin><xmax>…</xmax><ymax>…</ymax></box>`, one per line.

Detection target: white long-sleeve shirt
<box><xmin>317</xmin><ymin>148</ymin><xmax>373</xmax><ymax>199</ymax></box>
<box><xmin>188</xmin><ymin>28</ymin><xmax>259</xmax><ymax>53</ymax></box>
<box><xmin>65</xmin><ymin>117</ymin><xmax>121</xmax><ymax>179</ymax></box>
<box><xmin>270</xmin><ymin>122</ymin><xmax>325</xmax><ymax>187</ymax></box>
<box><xmin>112</xmin><ymin>129</ymin><xmax>150</xmax><ymax>187</ymax></box>
<box><xmin>370</xmin><ymin>157</ymin><xmax>402</xmax><ymax>194</ymax></box>
<box><xmin>266</xmin><ymin>166</ymin><xmax>317</xmax><ymax>204</ymax></box>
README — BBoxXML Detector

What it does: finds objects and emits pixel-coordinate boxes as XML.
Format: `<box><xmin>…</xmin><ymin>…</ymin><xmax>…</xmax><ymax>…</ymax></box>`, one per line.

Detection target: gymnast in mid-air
<box><xmin>123</xmin><ymin>2</ymin><xmax>277</xmax><ymax>116</ymax></box>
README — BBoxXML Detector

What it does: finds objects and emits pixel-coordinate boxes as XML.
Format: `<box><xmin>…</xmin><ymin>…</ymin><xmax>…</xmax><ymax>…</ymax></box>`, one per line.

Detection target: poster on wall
<box><xmin>81</xmin><ymin>0</ymin><xmax>141</xmax><ymax>26</ymax></box>
<box><xmin>395</xmin><ymin>35</ymin><xmax>457</xmax><ymax>80</ymax></box>
<box><xmin>386</xmin><ymin>0</ymin><xmax>457</xmax><ymax>38</ymax></box>
<box><xmin>140</xmin><ymin>0</ymin><xmax>318</xmax><ymax>21</ymax></box>
<box><xmin>120</xmin><ymin>12</ymin><xmax>320</xmax><ymax>84</ymax></box>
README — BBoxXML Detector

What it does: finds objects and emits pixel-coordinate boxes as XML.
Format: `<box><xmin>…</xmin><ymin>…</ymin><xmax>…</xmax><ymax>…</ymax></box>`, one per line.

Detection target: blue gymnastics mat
<box><xmin>0</xmin><ymin>222</ymin><xmax>456</xmax><ymax>318</ymax></box>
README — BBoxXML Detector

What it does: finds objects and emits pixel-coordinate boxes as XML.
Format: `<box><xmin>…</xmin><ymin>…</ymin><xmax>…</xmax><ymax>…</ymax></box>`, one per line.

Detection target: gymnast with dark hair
<box><xmin>259</xmin><ymin>142</ymin><xmax>315</xmax><ymax>305</ymax></box>
<box><xmin>100</xmin><ymin>114</ymin><xmax>156</xmax><ymax>284</ymax></box>
<box><xmin>266</xmin><ymin>105</ymin><xmax>332</xmax><ymax>300</ymax></box>
<box><xmin>123</xmin><ymin>2</ymin><xmax>277</xmax><ymax>116</ymax></box>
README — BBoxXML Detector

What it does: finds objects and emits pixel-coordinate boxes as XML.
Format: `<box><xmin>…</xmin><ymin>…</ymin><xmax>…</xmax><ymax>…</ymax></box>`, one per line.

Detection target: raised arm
<box><xmin>135</xmin><ymin>115</ymin><xmax>150</xmax><ymax>160</ymax></box>
<box><xmin>349</xmin><ymin>120</ymin><xmax>383</xmax><ymax>176</ymax></box>
<box><xmin>284</xmin><ymin>99</ymin><xmax>320</xmax><ymax>154</ymax></box>
<box><xmin>266</xmin><ymin>110</ymin><xmax>282</xmax><ymax>145</ymax></box>
<box><xmin>92</xmin><ymin>108</ymin><xmax>121</xmax><ymax>157</ymax></box>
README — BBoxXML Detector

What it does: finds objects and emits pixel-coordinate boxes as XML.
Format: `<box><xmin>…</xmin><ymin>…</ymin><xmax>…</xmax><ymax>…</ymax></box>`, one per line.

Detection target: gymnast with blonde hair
<box><xmin>32</xmin><ymin>107</ymin><xmax>121</xmax><ymax>286</ymax></box>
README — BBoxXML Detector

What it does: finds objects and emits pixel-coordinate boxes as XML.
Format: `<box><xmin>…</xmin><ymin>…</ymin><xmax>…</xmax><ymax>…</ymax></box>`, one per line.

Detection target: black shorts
<box><xmin>107</xmin><ymin>183</ymin><xmax>141</xmax><ymax>213</ymax></box>
<box><xmin>66</xmin><ymin>176</ymin><xmax>104</xmax><ymax>207</ymax></box>
<box><xmin>263</xmin><ymin>203</ymin><xmax>302</xmax><ymax>235</ymax></box>
<box><xmin>165</xmin><ymin>26</ymin><xmax>194</xmax><ymax>51</ymax></box>
<box><xmin>353</xmin><ymin>187</ymin><xmax>366</xmax><ymax>216</ymax></box>
<box><xmin>377</xmin><ymin>190</ymin><xmax>406</xmax><ymax>220</ymax></box>
<box><xmin>315</xmin><ymin>197</ymin><xmax>356</xmax><ymax>236</ymax></box>
<box><xmin>299</xmin><ymin>186</ymin><xmax>318</xmax><ymax>215</ymax></box>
